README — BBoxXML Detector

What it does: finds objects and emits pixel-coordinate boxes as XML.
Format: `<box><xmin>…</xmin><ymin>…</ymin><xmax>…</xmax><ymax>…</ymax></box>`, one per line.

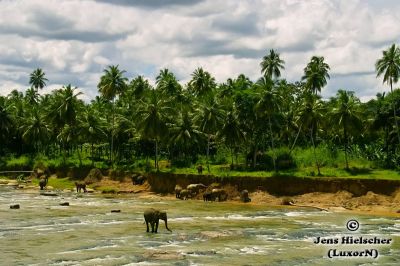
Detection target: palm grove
<box><xmin>1</xmin><ymin>44</ymin><xmax>400</xmax><ymax>175</ymax></box>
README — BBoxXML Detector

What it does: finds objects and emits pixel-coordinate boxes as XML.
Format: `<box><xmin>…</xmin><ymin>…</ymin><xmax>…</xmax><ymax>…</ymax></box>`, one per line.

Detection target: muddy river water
<box><xmin>1</xmin><ymin>185</ymin><xmax>399</xmax><ymax>265</ymax></box>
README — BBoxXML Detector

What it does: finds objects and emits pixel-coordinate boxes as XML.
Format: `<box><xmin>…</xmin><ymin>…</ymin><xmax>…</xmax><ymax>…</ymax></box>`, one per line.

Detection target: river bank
<box><xmin>2</xmin><ymin>174</ymin><xmax>400</xmax><ymax>217</ymax></box>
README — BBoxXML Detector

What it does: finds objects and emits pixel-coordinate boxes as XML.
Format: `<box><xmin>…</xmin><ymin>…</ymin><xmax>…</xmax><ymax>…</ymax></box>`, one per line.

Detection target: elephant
<box><xmin>174</xmin><ymin>184</ymin><xmax>182</xmax><ymax>198</ymax></box>
<box><xmin>240</xmin><ymin>189</ymin><xmax>251</xmax><ymax>203</ymax></box>
<box><xmin>187</xmin><ymin>183</ymin><xmax>207</xmax><ymax>195</ymax></box>
<box><xmin>134</xmin><ymin>175</ymin><xmax>146</xmax><ymax>185</ymax></box>
<box><xmin>39</xmin><ymin>175</ymin><xmax>48</xmax><ymax>190</ymax></box>
<box><xmin>75</xmin><ymin>181</ymin><xmax>87</xmax><ymax>193</ymax></box>
<box><xmin>203</xmin><ymin>191</ymin><xmax>212</xmax><ymax>201</ymax></box>
<box><xmin>179</xmin><ymin>189</ymin><xmax>190</xmax><ymax>200</ymax></box>
<box><xmin>196</xmin><ymin>165</ymin><xmax>203</xmax><ymax>174</ymax></box>
<box><xmin>144</xmin><ymin>208</ymin><xmax>172</xmax><ymax>233</ymax></box>
<box><xmin>210</xmin><ymin>188</ymin><xmax>227</xmax><ymax>202</ymax></box>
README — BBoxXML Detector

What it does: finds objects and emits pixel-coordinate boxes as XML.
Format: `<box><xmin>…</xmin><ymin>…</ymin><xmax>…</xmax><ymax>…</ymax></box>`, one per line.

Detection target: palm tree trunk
<box><xmin>91</xmin><ymin>142</ymin><xmax>94</xmax><ymax>166</ymax></box>
<box><xmin>289</xmin><ymin>123</ymin><xmax>302</xmax><ymax>155</ymax></box>
<box><xmin>344</xmin><ymin>124</ymin><xmax>349</xmax><ymax>169</ymax></box>
<box><xmin>155</xmin><ymin>139</ymin><xmax>159</xmax><ymax>171</ymax></box>
<box><xmin>231</xmin><ymin>147</ymin><xmax>234</xmax><ymax>168</ymax></box>
<box><xmin>206</xmin><ymin>134</ymin><xmax>210</xmax><ymax>172</ymax></box>
<box><xmin>310</xmin><ymin>125</ymin><xmax>321</xmax><ymax>176</ymax></box>
<box><xmin>111</xmin><ymin>98</ymin><xmax>115</xmax><ymax>167</ymax></box>
<box><xmin>390</xmin><ymin>80</ymin><xmax>400</xmax><ymax>145</ymax></box>
<box><xmin>253</xmin><ymin>143</ymin><xmax>258</xmax><ymax>169</ymax></box>
<box><xmin>268</xmin><ymin>116</ymin><xmax>276</xmax><ymax>172</ymax></box>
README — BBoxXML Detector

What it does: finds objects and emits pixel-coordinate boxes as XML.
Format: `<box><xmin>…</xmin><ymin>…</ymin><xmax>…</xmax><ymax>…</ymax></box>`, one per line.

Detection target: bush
<box><xmin>5</xmin><ymin>155</ymin><xmax>32</xmax><ymax>170</ymax></box>
<box><xmin>275</xmin><ymin>149</ymin><xmax>296</xmax><ymax>170</ymax></box>
<box><xmin>84</xmin><ymin>168</ymin><xmax>103</xmax><ymax>184</ymax></box>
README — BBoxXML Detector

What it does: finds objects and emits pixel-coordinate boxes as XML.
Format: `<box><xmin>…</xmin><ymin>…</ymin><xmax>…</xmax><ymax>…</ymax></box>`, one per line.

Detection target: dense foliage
<box><xmin>1</xmin><ymin>45</ymin><xmax>400</xmax><ymax>173</ymax></box>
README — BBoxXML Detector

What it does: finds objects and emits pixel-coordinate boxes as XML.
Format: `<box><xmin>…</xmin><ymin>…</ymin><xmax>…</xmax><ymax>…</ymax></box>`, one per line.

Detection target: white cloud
<box><xmin>0</xmin><ymin>0</ymin><xmax>400</xmax><ymax>102</ymax></box>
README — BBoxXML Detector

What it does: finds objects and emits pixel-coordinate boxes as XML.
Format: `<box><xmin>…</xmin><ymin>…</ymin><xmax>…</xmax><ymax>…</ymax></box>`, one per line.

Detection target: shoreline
<box><xmin>3</xmin><ymin>177</ymin><xmax>400</xmax><ymax>218</ymax></box>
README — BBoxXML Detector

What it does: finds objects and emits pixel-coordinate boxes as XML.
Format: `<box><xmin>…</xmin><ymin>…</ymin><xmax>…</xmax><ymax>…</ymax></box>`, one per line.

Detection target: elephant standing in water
<box><xmin>39</xmin><ymin>176</ymin><xmax>48</xmax><ymax>190</ymax></box>
<box><xmin>240</xmin><ymin>189</ymin><xmax>251</xmax><ymax>203</ymax></box>
<box><xmin>144</xmin><ymin>208</ymin><xmax>172</xmax><ymax>233</ymax></box>
<box><xmin>75</xmin><ymin>181</ymin><xmax>87</xmax><ymax>193</ymax></box>
<box><xmin>174</xmin><ymin>185</ymin><xmax>182</xmax><ymax>198</ymax></box>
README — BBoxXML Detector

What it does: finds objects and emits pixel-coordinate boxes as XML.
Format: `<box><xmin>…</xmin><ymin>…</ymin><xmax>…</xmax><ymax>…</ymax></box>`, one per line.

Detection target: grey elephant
<box><xmin>174</xmin><ymin>184</ymin><xmax>182</xmax><ymax>198</ymax></box>
<box><xmin>211</xmin><ymin>188</ymin><xmax>227</xmax><ymax>201</ymax></box>
<box><xmin>203</xmin><ymin>191</ymin><xmax>212</xmax><ymax>201</ymax></box>
<box><xmin>179</xmin><ymin>189</ymin><xmax>190</xmax><ymax>200</ymax></box>
<box><xmin>39</xmin><ymin>175</ymin><xmax>48</xmax><ymax>190</ymax></box>
<box><xmin>75</xmin><ymin>181</ymin><xmax>87</xmax><ymax>193</ymax></box>
<box><xmin>144</xmin><ymin>208</ymin><xmax>172</xmax><ymax>233</ymax></box>
<box><xmin>187</xmin><ymin>183</ymin><xmax>207</xmax><ymax>195</ymax></box>
<box><xmin>240</xmin><ymin>189</ymin><xmax>251</xmax><ymax>203</ymax></box>
<box><xmin>196</xmin><ymin>165</ymin><xmax>203</xmax><ymax>174</ymax></box>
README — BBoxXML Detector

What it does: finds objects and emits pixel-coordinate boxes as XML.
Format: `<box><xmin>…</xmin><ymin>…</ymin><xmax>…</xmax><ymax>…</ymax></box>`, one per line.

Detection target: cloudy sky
<box><xmin>0</xmin><ymin>0</ymin><xmax>400</xmax><ymax>102</ymax></box>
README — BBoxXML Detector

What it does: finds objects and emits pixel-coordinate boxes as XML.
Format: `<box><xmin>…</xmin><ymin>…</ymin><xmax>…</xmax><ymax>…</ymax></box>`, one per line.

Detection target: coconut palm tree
<box><xmin>298</xmin><ymin>93</ymin><xmax>325</xmax><ymax>175</ymax></box>
<box><xmin>189</xmin><ymin>67</ymin><xmax>216</xmax><ymax>97</ymax></box>
<box><xmin>194</xmin><ymin>97</ymin><xmax>224</xmax><ymax>171</ymax></box>
<box><xmin>302</xmin><ymin>56</ymin><xmax>330</xmax><ymax>95</ymax></box>
<box><xmin>80</xmin><ymin>107</ymin><xmax>107</xmax><ymax>165</ymax></box>
<box><xmin>330</xmin><ymin>90</ymin><xmax>362</xmax><ymax>169</ymax></box>
<box><xmin>0</xmin><ymin>98</ymin><xmax>13</xmax><ymax>153</ymax></box>
<box><xmin>218</xmin><ymin>107</ymin><xmax>245</xmax><ymax>168</ymax></box>
<box><xmin>137</xmin><ymin>90</ymin><xmax>172</xmax><ymax>171</ymax></box>
<box><xmin>56</xmin><ymin>85</ymin><xmax>83</xmax><ymax>124</ymax></box>
<box><xmin>20</xmin><ymin>108</ymin><xmax>51</xmax><ymax>154</ymax></box>
<box><xmin>260</xmin><ymin>49</ymin><xmax>285</xmax><ymax>80</ymax></box>
<box><xmin>156</xmin><ymin>69</ymin><xmax>182</xmax><ymax>98</ymax></box>
<box><xmin>29</xmin><ymin>68</ymin><xmax>48</xmax><ymax>91</ymax></box>
<box><xmin>25</xmin><ymin>87</ymin><xmax>40</xmax><ymax>106</ymax></box>
<box><xmin>254</xmin><ymin>77</ymin><xmax>281</xmax><ymax>171</ymax></box>
<box><xmin>376</xmin><ymin>44</ymin><xmax>400</xmax><ymax>144</ymax></box>
<box><xmin>98</xmin><ymin>65</ymin><xmax>128</xmax><ymax>166</ymax></box>
<box><xmin>169</xmin><ymin>111</ymin><xmax>203</xmax><ymax>164</ymax></box>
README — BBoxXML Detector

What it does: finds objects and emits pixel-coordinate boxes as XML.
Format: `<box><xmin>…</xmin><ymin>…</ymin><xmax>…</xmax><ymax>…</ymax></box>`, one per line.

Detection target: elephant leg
<box><xmin>150</xmin><ymin>222</ymin><xmax>155</xmax><ymax>233</ymax></box>
<box><xmin>146</xmin><ymin>221</ymin><xmax>150</xmax><ymax>232</ymax></box>
<box><xmin>155</xmin><ymin>220</ymin><xmax>159</xmax><ymax>233</ymax></box>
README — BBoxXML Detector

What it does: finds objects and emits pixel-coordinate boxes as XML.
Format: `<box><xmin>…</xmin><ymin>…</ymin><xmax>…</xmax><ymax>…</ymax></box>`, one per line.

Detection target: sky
<box><xmin>0</xmin><ymin>0</ymin><xmax>400</xmax><ymax>102</ymax></box>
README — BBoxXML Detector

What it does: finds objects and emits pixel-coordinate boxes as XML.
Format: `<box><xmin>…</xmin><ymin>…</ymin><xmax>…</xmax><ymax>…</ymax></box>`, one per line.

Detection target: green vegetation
<box><xmin>0</xmin><ymin>45</ymin><xmax>400</xmax><ymax>182</ymax></box>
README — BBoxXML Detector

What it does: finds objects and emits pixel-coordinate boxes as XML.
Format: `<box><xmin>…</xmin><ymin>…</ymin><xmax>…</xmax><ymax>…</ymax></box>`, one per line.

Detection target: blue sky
<box><xmin>0</xmin><ymin>0</ymin><xmax>399</xmax><ymax>102</ymax></box>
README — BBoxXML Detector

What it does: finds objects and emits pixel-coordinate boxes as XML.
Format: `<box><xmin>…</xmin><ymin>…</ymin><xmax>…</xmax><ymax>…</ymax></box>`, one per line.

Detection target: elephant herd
<box><xmin>174</xmin><ymin>183</ymin><xmax>251</xmax><ymax>203</ymax></box>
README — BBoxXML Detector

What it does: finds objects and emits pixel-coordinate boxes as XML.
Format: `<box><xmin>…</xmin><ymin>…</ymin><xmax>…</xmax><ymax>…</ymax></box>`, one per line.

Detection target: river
<box><xmin>0</xmin><ymin>185</ymin><xmax>399</xmax><ymax>265</ymax></box>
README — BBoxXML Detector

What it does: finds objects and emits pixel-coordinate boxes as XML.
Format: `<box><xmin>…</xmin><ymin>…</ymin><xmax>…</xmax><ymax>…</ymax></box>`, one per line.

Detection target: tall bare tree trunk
<box><xmin>310</xmin><ymin>125</ymin><xmax>321</xmax><ymax>176</ymax></box>
<box><xmin>268</xmin><ymin>116</ymin><xmax>276</xmax><ymax>172</ymax></box>
<box><xmin>390</xmin><ymin>80</ymin><xmax>400</xmax><ymax>145</ymax></box>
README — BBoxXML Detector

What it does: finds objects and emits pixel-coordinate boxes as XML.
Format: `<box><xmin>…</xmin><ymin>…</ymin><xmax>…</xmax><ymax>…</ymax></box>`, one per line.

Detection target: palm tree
<box><xmin>302</xmin><ymin>56</ymin><xmax>330</xmax><ymax>95</ymax></box>
<box><xmin>25</xmin><ymin>87</ymin><xmax>40</xmax><ymax>106</ymax></box>
<box><xmin>254</xmin><ymin>77</ymin><xmax>281</xmax><ymax>171</ymax></box>
<box><xmin>189</xmin><ymin>67</ymin><xmax>216</xmax><ymax>97</ymax></box>
<box><xmin>298</xmin><ymin>93</ymin><xmax>325</xmax><ymax>175</ymax></box>
<box><xmin>156</xmin><ymin>69</ymin><xmax>182</xmax><ymax>98</ymax></box>
<box><xmin>169</xmin><ymin>111</ymin><xmax>203</xmax><ymax>164</ymax></box>
<box><xmin>0</xmin><ymin>98</ymin><xmax>13</xmax><ymax>153</ymax></box>
<box><xmin>80</xmin><ymin>107</ymin><xmax>107</xmax><ymax>165</ymax></box>
<box><xmin>330</xmin><ymin>90</ymin><xmax>362</xmax><ymax>169</ymax></box>
<box><xmin>20</xmin><ymin>108</ymin><xmax>51</xmax><ymax>154</ymax></box>
<box><xmin>56</xmin><ymin>85</ymin><xmax>83</xmax><ymax>124</ymax></box>
<box><xmin>29</xmin><ymin>68</ymin><xmax>48</xmax><ymax>91</ymax></box>
<box><xmin>137</xmin><ymin>90</ymin><xmax>172</xmax><ymax>171</ymax></box>
<box><xmin>260</xmin><ymin>49</ymin><xmax>285</xmax><ymax>80</ymax></box>
<box><xmin>218</xmin><ymin>107</ymin><xmax>245</xmax><ymax>168</ymax></box>
<box><xmin>98</xmin><ymin>65</ymin><xmax>128</xmax><ymax>166</ymax></box>
<box><xmin>376</xmin><ymin>44</ymin><xmax>400</xmax><ymax>144</ymax></box>
<box><xmin>194</xmin><ymin>97</ymin><xmax>224</xmax><ymax>171</ymax></box>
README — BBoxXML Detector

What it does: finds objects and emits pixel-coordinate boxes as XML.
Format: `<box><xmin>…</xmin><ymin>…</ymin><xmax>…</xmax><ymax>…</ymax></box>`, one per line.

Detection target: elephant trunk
<box><xmin>163</xmin><ymin>218</ymin><xmax>172</xmax><ymax>232</ymax></box>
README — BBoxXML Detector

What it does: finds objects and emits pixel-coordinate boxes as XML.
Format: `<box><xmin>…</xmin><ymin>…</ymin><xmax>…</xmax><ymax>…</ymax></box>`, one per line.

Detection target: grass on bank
<box><xmin>1</xmin><ymin>145</ymin><xmax>399</xmax><ymax>183</ymax></box>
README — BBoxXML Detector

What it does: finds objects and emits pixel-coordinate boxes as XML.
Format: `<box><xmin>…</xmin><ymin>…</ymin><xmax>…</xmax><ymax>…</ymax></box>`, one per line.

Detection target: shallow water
<box><xmin>1</xmin><ymin>185</ymin><xmax>399</xmax><ymax>266</ymax></box>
